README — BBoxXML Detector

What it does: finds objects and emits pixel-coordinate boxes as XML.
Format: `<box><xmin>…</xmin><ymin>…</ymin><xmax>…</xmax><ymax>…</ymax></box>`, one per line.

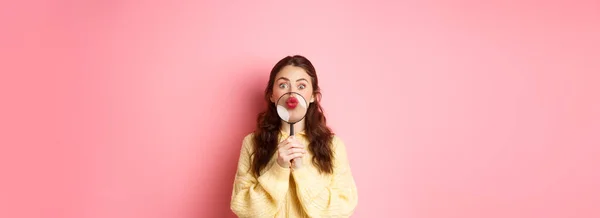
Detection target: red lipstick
<box><xmin>286</xmin><ymin>96</ymin><xmax>298</xmax><ymax>109</ymax></box>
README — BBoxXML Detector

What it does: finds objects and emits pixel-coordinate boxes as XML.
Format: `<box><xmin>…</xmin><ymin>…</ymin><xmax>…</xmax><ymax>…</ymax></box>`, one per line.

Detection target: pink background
<box><xmin>2</xmin><ymin>0</ymin><xmax>599</xmax><ymax>218</ymax></box>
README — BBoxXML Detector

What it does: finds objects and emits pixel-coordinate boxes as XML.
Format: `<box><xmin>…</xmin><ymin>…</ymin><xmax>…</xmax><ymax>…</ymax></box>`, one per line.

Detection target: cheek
<box><xmin>301</xmin><ymin>90</ymin><xmax>313</xmax><ymax>102</ymax></box>
<box><xmin>271</xmin><ymin>90</ymin><xmax>284</xmax><ymax>102</ymax></box>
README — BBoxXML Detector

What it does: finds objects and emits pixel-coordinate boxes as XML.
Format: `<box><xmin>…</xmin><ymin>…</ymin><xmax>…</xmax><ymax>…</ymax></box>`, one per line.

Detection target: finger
<box><xmin>287</xmin><ymin>148</ymin><xmax>306</xmax><ymax>155</ymax></box>
<box><xmin>278</xmin><ymin>147</ymin><xmax>290</xmax><ymax>156</ymax></box>
<box><xmin>278</xmin><ymin>140</ymin><xmax>290</xmax><ymax>148</ymax></box>
<box><xmin>283</xmin><ymin>141</ymin><xmax>300</xmax><ymax>149</ymax></box>
<box><xmin>287</xmin><ymin>142</ymin><xmax>305</xmax><ymax>149</ymax></box>
<box><xmin>284</xmin><ymin>153</ymin><xmax>303</xmax><ymax>162</ymax></box>
<box><xmin>288</xmin><ymin>153</ymin><xmax>303</xmax><ymax>159</ymax></box>
<box><xmin>290</xmin><ymin>138</ymin><xmax>303</xmax><ymax>145</ymax></box>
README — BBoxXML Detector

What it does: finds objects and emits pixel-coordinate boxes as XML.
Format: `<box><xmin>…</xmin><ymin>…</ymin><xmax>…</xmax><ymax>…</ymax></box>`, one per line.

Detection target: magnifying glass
<box><xmin>275</xmin><ymin>92</ymin><xmax>309</xmax><ymax>136</ymax></box>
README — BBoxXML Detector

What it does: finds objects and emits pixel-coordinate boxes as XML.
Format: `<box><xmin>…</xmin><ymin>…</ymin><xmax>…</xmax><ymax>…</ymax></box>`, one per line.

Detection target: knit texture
<box><xmin>230</xmin><ymin>131</ymin><xmax>358</xmax><ymax>218</ymax></box>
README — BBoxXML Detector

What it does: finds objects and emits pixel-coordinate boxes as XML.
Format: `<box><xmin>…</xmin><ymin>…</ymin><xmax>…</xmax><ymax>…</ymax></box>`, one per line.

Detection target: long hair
<box><xmin>251</xmin><ymin>55</ymin><xmax>334</xmax><ymax>176</ymax></box>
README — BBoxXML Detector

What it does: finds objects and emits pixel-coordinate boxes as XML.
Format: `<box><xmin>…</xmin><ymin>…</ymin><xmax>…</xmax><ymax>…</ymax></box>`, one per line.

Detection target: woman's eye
<box><xmin>279</xmin><ymin>83</ymin><xmax>288</xmax><ymax>89</ymax></box>
<box><xmin>298</xmin><ymin>84</ymin><xmax>306</xmax><ymax>89</ymax></box>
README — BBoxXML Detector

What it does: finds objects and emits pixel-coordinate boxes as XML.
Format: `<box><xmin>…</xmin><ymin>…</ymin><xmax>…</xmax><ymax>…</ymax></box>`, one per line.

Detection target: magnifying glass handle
<box><xmin>289</xmin><ymin>123</ymin><xmax>294</xmax><ymax>136</ymax></box>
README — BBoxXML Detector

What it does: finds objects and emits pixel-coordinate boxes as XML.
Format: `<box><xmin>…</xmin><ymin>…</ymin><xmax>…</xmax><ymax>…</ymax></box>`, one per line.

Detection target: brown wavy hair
<box><xmin>251</xmin><ymin>55</ymin><xmax>334</xmax><ymax>176</ymax></box>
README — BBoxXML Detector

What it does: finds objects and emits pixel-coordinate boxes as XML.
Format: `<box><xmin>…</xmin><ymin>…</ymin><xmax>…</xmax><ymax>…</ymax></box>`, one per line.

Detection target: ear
<box><xmin>310</xmin><ymin>95</ymin><xmax>315</xmax><ymax>103</ymax></box>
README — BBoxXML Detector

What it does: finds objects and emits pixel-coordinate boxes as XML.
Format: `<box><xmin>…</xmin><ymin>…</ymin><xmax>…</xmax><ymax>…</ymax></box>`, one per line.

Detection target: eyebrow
<box><xmin>276</xmin><ymin>77</ymin><xmax>309</xmax><ymax>82</ymax></box>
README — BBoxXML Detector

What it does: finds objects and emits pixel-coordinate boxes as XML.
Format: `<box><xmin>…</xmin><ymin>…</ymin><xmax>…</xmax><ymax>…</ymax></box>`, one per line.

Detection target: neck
<box><xmin>281</xmin><ymin>120</ymin><xmax>306</xmax><ymax>135</ymax></box>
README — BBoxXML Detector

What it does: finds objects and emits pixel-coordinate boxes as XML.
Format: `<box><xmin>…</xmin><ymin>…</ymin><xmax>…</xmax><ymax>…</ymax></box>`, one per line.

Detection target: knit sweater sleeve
<box><xmin>292</xmin><ymin>136</ymin><xmax>359</xmax><ymax>217</ymax></box>
<box><xmin>230</xmin><ymin>134</ymin><xmax>291</xmax><ymax>217</ymax></box>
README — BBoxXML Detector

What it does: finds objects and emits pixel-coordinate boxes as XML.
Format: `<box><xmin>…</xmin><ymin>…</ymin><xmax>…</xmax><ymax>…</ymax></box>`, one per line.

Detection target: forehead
<box><xmin>275</xmin><ymin>65</ymin><xmax>310</xmax><ymax>80</ymax></box>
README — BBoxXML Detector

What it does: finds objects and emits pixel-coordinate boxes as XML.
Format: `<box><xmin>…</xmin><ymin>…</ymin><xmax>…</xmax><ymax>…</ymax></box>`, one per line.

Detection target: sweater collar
<box><xmin>279</xmin><ymin>130</ymin><xmax>307</xmax><ymax>138</ymax></box>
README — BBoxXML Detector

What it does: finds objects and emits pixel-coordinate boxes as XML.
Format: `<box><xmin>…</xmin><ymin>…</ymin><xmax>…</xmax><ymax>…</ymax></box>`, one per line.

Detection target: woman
<box><xmin>230</xmin><ymin>55</ymin><xmax>358</xmax><ymax>217</ymax></box>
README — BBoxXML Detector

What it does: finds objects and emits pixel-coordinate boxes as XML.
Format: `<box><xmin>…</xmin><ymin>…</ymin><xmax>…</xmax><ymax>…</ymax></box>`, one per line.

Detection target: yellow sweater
<box><xmin>230</xmin><ymin>131</ymin><xmax>358</xmax><ymax>218</ymax></box>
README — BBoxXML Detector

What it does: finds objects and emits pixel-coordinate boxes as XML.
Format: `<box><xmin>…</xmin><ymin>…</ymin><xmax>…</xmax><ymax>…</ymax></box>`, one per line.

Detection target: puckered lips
<box><xmin>286</xmin><ymin>96</ymin><xmax>298</xmax><ymax>109</ymax></box>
